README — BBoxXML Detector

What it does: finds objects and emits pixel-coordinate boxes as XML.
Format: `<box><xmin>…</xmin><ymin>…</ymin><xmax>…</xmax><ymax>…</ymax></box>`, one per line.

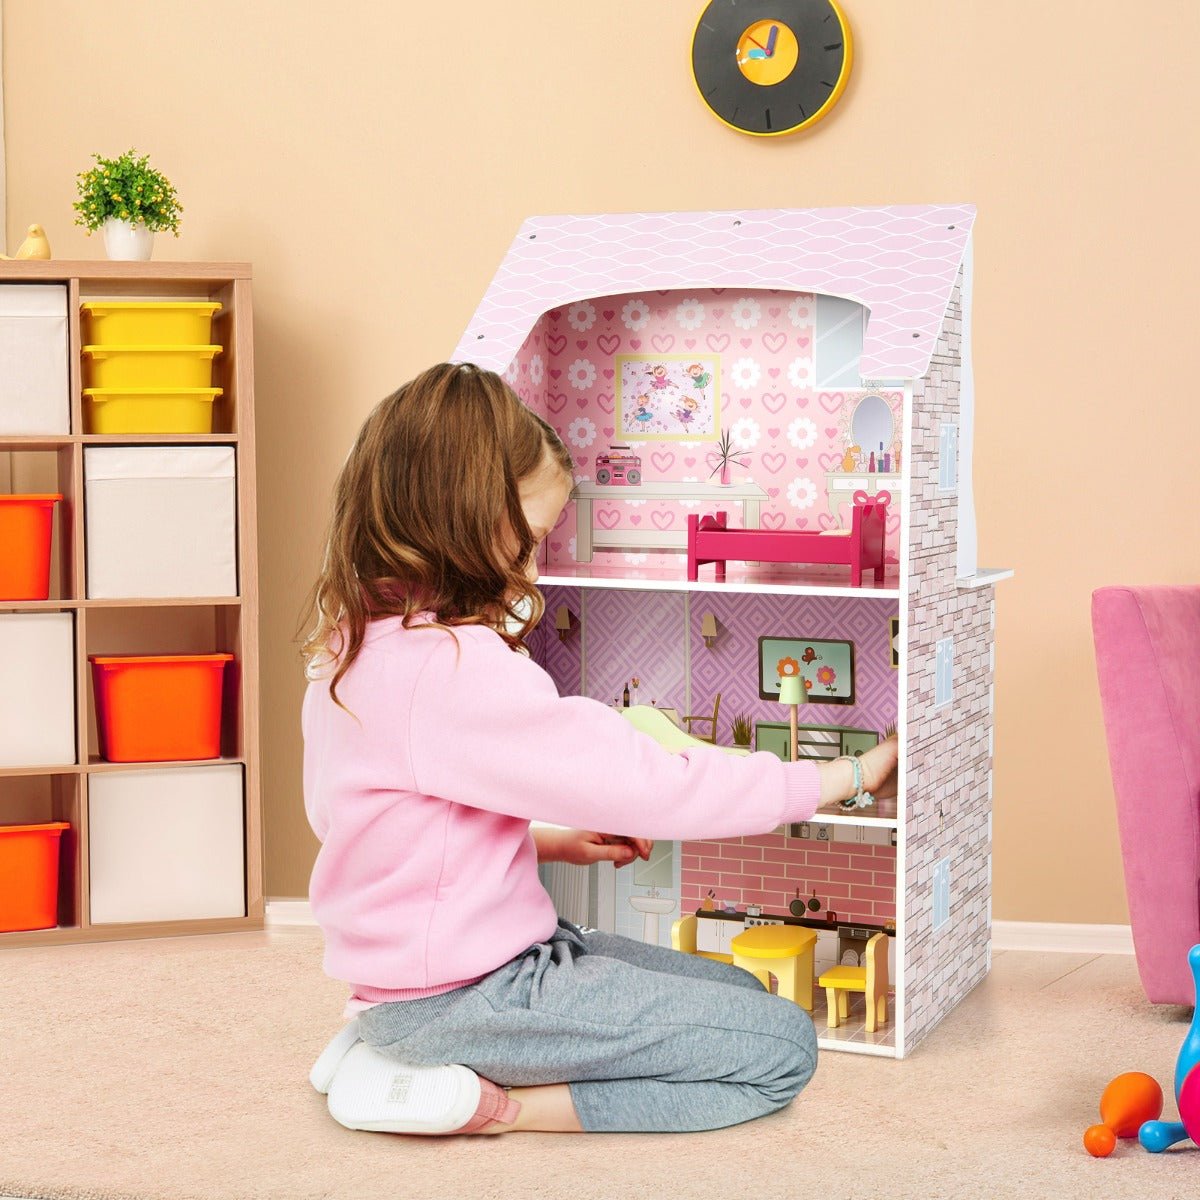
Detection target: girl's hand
<box><xmin>540</xmin><ymin>828</ymin><xmax>652</xmax><ymax>868</ymax></box>
<box><xmin>598</xmin><ymin>832</ymin><xmax>653</xmax><ymax>868</ymax></box>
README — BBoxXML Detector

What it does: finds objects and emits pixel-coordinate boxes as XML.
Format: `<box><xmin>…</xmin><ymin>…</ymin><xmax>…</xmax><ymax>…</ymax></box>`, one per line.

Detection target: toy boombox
<box><xmin>595</xmin><ymin>445</ymin><xmax>642</xmax><ymax>486</ymax></box>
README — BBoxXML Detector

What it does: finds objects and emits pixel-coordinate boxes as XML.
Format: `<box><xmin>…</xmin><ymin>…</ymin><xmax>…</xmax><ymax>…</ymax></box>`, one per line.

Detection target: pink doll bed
<box><xmin>686</xmin><ymin>490</ymin><xmax>890</xmax><ymax>587</ymax></box>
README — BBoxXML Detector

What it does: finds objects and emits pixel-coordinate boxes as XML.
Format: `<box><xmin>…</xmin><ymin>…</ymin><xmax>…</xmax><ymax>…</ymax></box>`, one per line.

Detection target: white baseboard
<box><xmin>266</xmin><ymin>898</ymin><xmax>315</xmax><ymax>925</ymax></box>
<box><xmin>267</xmin><ymin>900</ymin><xmax>1136</xmax><ymax>957</ymax></box>
<box><xmin>991</xmin><ymin>920</ymin><xmax>1134</xmax><ymax>955</ymax></box>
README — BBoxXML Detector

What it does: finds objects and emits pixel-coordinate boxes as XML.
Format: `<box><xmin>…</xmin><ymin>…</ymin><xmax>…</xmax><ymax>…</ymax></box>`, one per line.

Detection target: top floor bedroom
<box><xmin>453</xmin><ymin>204</ymin><xmax>980</xmax><ymax>595</ymax></box>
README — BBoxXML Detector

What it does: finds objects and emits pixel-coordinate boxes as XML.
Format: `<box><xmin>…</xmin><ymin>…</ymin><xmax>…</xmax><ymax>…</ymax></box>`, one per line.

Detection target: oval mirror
<box><xmin>851</xmin><ymin>394</ymin><xmax>893</xmax><ymax>453</ymax></box>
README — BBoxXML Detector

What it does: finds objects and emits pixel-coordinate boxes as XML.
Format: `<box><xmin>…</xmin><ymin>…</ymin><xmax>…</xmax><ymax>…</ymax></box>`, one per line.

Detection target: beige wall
<box><xmin>3</xmin><ymin>1</ymin><xmax>1193</xmax><ymax>922</ymax></box>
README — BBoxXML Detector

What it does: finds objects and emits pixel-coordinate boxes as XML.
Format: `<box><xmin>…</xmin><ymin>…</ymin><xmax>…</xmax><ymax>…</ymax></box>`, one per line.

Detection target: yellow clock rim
<box><xmin>690</xmin><ymin>0</ymin><xmax>855</xmax><ymax>138</ymax></box>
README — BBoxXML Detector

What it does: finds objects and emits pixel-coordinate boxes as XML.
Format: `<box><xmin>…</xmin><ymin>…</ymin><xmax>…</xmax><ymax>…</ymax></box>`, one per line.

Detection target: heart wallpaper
<box><xmin>502</xmin><ymin>287</ymin><xmax>903</xmax><ymax>573</ymax></box>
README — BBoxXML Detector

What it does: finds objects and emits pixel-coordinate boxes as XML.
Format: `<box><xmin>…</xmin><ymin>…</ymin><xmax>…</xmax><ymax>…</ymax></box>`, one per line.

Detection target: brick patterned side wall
<box><xmin>902</xmin><ymin>272</ymin><xmax>995</xmax><ymax>1055</ymax></box>
<box><xmin>681</xmin><ymin>834</ymin><xmax>896</xmax><ymax>925</ymax></box>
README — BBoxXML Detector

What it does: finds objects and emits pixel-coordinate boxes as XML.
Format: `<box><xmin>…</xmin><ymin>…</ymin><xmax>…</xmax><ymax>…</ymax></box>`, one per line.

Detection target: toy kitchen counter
<box><xmin>694</xmin><ymin>907</ymin><xmax>895</xmax><ymax>967</ymax></box>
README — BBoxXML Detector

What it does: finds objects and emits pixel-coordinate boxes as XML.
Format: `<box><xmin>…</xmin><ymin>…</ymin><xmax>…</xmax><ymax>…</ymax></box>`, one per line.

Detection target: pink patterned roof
<box><xmin>453</xmin><ymin>205</ymin><xmax>975</xmax><ymax>380</ymax></box>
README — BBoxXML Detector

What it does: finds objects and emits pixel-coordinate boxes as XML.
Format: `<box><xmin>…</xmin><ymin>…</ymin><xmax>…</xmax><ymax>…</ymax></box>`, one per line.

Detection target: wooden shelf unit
<box><xmin>0</xmin><ymin>261</ymin><xmax>263</xmax><ymax>948</ymax></box>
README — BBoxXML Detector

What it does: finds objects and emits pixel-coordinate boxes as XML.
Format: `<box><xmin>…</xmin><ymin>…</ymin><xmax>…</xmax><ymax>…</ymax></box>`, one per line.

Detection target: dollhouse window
<box><xmin>935</xmin><ymin>637</ymin><xmax>954</xmax><ymax>707</ymax></box>
<box><xmin>814</xmin><ymin>295</ymin><xmax>865</xmax><ymax>388</ymax></box>
<box><xmin>933</xmin><ymin>858</ymin><xmax>951</xmax><ymax>931</ymax></box>
<box><xmin>938</xmin><ymin>424</ymin><xmax>959</xmax><ymax>492</ymax></box>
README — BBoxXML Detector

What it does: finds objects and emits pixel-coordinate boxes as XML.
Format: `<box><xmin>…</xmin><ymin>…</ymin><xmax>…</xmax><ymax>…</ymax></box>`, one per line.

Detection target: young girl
<box><xmin>301</xmin><ymin>362</ymin><xmax>898</xmax><ymax>1137</ymax></box>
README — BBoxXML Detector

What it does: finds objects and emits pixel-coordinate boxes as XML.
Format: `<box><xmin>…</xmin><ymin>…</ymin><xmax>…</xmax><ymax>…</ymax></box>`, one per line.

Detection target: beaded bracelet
<box><xmin>835</xmin><ymin>754</ymin><xmax>876</xmax><ymax>810</ymax></box>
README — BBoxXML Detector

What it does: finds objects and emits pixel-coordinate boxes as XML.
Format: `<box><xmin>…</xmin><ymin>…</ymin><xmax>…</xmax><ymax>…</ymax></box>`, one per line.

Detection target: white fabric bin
<box><xmin>0</xmin><ymin>284</ymin><xmax>71</xmax><ymax>434</ymax></box>
<box><xmin>0</xmin><ymin>612</ymin><xmax>76</xmax><ymax>766</ymax></box>
<box><xmin>85</xmin><ymin>446</ymin><xmax>237</xmax><ymax>598</ymax></box>
<box><xmin>88</xmin><ymin>764</ymin><xmax>245</xmax><ymax>924</ymax></box>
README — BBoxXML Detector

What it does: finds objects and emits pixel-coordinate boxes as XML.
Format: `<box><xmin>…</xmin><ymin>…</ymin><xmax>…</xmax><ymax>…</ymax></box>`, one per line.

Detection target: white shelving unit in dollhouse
<box><xmin>454</xmin><ymin>206</ymin><xmax>1011</xmax><ymax>1059</ymax></box>
<box><xmin>0</xmin><ymin>261</ymin><xmax>263</xmax><ymax>948</ymax></box>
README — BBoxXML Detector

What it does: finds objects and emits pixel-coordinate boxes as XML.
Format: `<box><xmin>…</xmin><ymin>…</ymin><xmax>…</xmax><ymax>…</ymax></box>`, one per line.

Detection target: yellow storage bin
<box><xmin>84</xmin><ymin>387</ymin><xmax>223</xmax><ymax>434</ymax></box>
<box><xmin>82</xmin><ymin>344</ymin><xmax>223</xmax><ymax>389</ymax></box>
<box><xmin>81</xmin><ymin>301</ymin><xmax>221</xmax><ymax>346</ymax></box>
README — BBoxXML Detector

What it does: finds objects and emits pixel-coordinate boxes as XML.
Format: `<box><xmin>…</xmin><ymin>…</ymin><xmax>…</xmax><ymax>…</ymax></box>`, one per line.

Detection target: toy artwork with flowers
<box><xmin>687</xmin><ymin>490</ymin><xmax>890</xmax><ymax>586</ymax></box>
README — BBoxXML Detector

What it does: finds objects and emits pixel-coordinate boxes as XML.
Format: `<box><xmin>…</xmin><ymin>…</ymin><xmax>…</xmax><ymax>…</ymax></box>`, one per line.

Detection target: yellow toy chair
<box><xmin>683</xmin><ymin>692</ymin><xmax>722</xmax><ymax>744</ymax></box>
<box><xmin>730</xmin><ymin>924</ymin><xmax>818</xmax><ymax>1011</ymax></box>
<box><xmin>671</xmin><ymin>914</ymin><xmax>697</xmax><ymax>954</ymax></box>
<box><xmin>818</xmin><ymin>931</ymin><xmax>890</xmax><ymax>1032</ymax></box>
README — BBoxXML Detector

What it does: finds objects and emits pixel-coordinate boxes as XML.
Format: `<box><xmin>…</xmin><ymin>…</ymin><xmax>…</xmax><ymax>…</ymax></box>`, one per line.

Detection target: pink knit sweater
<box><xmin>302</xmin><ymin>614</ymin><xmax>821</xmax><ymax>1016</ymax></box>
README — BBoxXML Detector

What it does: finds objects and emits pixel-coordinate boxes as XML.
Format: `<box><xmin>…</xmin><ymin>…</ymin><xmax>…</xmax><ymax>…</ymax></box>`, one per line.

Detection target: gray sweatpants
<box><xmin>356</xmin><ymin>917</ymin><xmax>818</xmax><ymax>1133</ymax></box>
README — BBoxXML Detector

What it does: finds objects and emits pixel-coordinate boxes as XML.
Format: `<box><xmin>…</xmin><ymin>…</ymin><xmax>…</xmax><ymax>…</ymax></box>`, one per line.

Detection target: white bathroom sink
<box><xmin>629</xmin><ymin>894</ymin><xmax>675</xmax><ymax>914</ymax></box>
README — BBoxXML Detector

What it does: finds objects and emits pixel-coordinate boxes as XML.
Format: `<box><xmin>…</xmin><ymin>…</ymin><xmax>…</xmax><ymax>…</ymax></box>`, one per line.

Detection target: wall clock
<box><xmin>691</xmin><ymin>0</ymin><xmax>853</xmax><ymax>137</ymax></box>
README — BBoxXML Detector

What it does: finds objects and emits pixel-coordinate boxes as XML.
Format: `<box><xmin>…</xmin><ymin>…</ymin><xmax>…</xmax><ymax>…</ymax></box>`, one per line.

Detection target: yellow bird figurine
<box><xmin>0</xmin><ymin>224</ymin><xmax>52</xmax><ymax>260</ymax></box>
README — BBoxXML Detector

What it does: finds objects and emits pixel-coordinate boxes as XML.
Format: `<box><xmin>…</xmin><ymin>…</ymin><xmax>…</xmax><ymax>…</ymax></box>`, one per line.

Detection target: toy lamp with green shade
<box><xmin>778</xmin><ymin>674</ymin><xmax>807</xmax><ymax>762</ymax></box>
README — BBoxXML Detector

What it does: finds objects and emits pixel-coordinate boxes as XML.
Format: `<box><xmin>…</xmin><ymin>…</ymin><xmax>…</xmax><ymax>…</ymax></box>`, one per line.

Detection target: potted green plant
<box><xmin>731</xmin><ymin>713</ymin><xmax>753</xmax><ymax>748</ymax></box>
<box><xmin>73</xmin><ymin>150</ymin><xmax>182</xmax><ymax>261</ymax></box>
<box><xmin>708</xmin><ymin>427</ymin><xmax>751</xmax><ymax>486</ymax></box>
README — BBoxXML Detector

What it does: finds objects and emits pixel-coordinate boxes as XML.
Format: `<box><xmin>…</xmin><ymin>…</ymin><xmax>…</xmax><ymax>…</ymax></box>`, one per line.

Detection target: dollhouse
<box><xmin>452</xmin><ymin>206</ymin><xmax>1010</xmax><ymax>1058</ymax></box>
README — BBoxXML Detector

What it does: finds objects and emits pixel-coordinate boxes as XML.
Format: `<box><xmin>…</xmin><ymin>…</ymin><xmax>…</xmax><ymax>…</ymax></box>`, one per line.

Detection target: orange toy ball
<box><xmin>1100</xmin><ymin>1072</ymin><xmax>1164</xmax><ymax>1137</ymax></box>
<box><xmin>1084</xmin><ymin>1124</ymin><xmax>1117</xmax><ymax>1158</ymax></box>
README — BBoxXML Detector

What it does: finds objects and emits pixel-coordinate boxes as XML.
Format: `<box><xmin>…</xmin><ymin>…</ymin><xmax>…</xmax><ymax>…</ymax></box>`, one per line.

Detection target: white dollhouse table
<box><xmin>570</xmin><ymin>481</ymin><xmax>769</xmax><ymax>561</ymax></box>
<box><xmin>825</xmin><ymin>471</ymin><xmax>903</xmax><ymax>522</ymax></box>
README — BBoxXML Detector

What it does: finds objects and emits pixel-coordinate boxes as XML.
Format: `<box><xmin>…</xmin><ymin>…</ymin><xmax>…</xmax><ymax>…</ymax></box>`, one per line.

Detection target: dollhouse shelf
<box><xmin>957</xmin><ymin>569</ymin><xmax>1014</xmax><ymax>589</ymax></box>
<box><xmin>539</xmin><ymin>563</ymin><xmax>900</xmax><ymax>598</ymax></box>
<box><xmin>807</xmin><ymin>802</ymin><xmax>898</xmax><ymax>827</ymax></box>
<box><xmin>571</xmin><ymin>480</ymin><xmax>768</xmax><ymax>562</ymax></box>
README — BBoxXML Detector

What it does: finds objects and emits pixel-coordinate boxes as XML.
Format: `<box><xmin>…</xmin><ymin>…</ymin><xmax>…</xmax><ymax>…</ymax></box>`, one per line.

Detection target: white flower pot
<box><xmin>101</xmin><ymin>218</ymin><xmax>155</xmax><ymax>262</ymax></box>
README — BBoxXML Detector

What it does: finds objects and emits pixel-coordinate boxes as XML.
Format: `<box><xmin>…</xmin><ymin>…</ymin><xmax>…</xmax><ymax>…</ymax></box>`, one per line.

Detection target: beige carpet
<box><xmin>1</xmin><ymin>925</ymin><xmax>1197</xmax><ymax>1200</ymax></box>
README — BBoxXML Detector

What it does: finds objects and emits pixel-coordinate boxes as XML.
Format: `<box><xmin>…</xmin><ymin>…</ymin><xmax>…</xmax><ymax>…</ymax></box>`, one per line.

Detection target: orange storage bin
<box><xmin>0</xmin><ymin>821</ymin><xmax>70</xmax><ymax>932</ymax></box>
<box><xmin>0</xmin><ymin>494</ymin><xmax>61</xmax><ymax>600</ymax></box>
<box><xmin>90</xmin><ymin>653</ymin><xmax>233</xmax><ymax>762</ymax></box>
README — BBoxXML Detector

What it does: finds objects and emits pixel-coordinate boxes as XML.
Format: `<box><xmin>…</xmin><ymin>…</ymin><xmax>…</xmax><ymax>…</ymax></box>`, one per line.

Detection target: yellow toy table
<box><xmin>730</xmin><ymin>924</ymin><xmax>818</xmax><ymax>1011</ymax></box>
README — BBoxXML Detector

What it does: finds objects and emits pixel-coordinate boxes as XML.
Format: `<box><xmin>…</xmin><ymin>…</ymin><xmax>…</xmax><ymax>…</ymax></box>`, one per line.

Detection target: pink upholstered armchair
<box><xmin>1091</xmin><ymin>586</ymin><xmax>1200</xmax><ymax>1005</ymax></box>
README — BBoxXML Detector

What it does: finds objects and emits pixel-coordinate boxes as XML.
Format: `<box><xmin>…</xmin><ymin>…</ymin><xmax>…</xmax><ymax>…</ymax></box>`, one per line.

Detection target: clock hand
<box><xmin>744</xmin><ymin>33</ymin><xmax>767</xmax><ymax>51</ymax></box>
<box><xmin>765</xmin><ymin>24</ymin><xmax>779</xmax><ymax>56</ymax></box>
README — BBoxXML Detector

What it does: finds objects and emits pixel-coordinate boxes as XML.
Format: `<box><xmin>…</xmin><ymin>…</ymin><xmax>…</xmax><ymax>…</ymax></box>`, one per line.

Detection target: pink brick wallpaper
<box><xmin>680</xmin><ymin>835</ymin><xmax>896</xmax><ymax>926</ymax></box>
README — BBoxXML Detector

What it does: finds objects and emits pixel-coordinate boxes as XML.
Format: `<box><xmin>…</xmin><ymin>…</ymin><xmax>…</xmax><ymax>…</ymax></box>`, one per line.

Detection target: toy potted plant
<box><xmin>731</xmin><ymin>713</ymin><xmax>753</xmax><ymax>749</ymax></box>
<box><xmin>73</xmin><ymin>149</ymin><xmax>182</xmax><ymax>261</ymax></box>
<box><xmin>708</xmin><ymin>428</ymin><xmax>751</xmax><ymax>486</ymax></box>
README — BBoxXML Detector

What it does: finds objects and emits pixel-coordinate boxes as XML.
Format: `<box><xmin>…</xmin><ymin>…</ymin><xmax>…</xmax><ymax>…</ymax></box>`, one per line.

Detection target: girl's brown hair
<box><xmin>299</xmin><ymin>362</ymin><xmax>574</xmax><ymax>707</ymax></box>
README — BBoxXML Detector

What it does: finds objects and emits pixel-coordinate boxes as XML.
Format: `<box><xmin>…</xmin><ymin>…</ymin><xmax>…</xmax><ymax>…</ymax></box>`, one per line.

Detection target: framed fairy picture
<box><xmin>616</xmin><ymin>354</ymin><xmax>720</xmax><ymax>441</ymax></box>
<box><xmin>758</xmin><ymin>636</ymin><xmax>856</xmax><ymax>706</ymax></box>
